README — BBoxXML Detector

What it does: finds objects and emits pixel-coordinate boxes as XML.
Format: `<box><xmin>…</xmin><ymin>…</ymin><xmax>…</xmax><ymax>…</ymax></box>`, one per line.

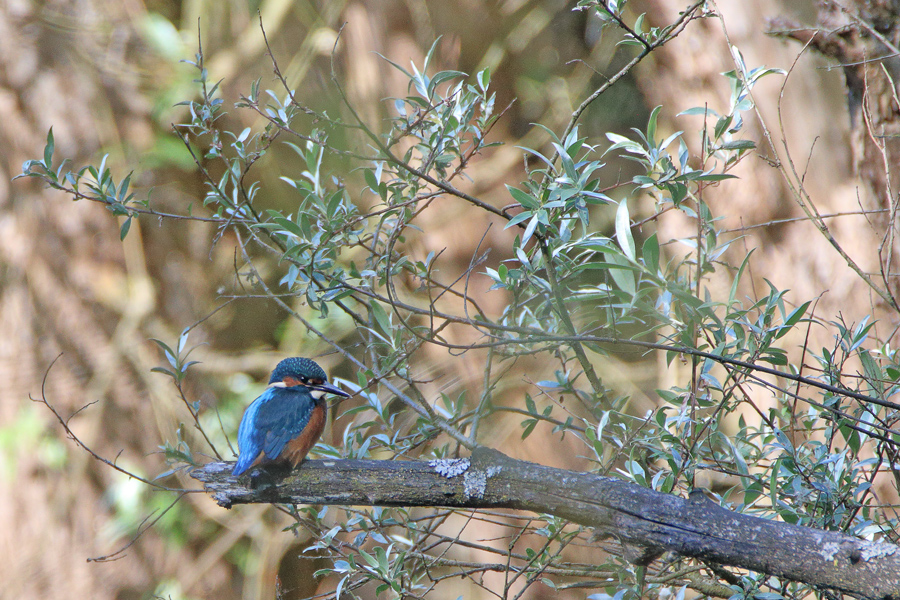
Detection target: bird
<box><xmin>232</xmin><ymin>357</ymin><xmax>350</xmax><ymax>476</ymax></box>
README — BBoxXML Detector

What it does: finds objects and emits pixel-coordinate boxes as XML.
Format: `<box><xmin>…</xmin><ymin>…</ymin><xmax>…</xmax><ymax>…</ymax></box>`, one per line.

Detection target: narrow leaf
<box><xmin>615</xmin><ymin>199</ymin><xmax>636</xmax><ymax>261</ymax></box>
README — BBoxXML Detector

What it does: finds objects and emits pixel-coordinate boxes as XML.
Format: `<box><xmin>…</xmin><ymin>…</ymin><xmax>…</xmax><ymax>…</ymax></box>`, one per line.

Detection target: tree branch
<box><xmin>192</xmin><ymin>447</ymin><xmax>900</xmax><ymax>599</ymax></box>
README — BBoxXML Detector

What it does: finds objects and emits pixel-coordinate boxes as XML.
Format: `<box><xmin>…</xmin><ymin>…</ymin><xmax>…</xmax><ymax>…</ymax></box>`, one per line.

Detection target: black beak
<box><xmin>312</xmin><ymin>381</ymin><xmax>351</xmax><ymax>398</ymax></box>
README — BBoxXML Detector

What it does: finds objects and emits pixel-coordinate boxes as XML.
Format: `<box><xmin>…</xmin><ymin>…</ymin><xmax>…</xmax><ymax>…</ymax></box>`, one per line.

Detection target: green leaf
<box><xmin>646</xmin><ymin>105</ymin><xmax>661</xmax><ymax>144</ymax></box>
<box><xmin>150</xmin><ymin>338</ymin><xmax>176</xmax><ymax>363</ymax></box>
<box><xmin>117</xmin><ymin>172</ymin><xmax>132</xmax><ymax>203</ymax></box>
<box><xmin>721</xmin><ymin>139</ymin><xmax>756</xmax><ymax>150</ymax></box>
<box><xmin>522</xmin><ymin>215</ymin><xmax>539</xmax><ymax>245</ymax></box>
<box><xmin>370</xmin><ymin>301</ymin><xmax>392</xmax><ymax>338</ymax></box>
<box><xmin>776</xmin><ymin>300</ymin><xmax>811</xmax><ymax>339</ymax></box>
<box><xmin>422</xmin><ymin>36</ymin><xmax>442</xmax><ymax>73</ymax></box>
<box><xmin>596</xmin><ymin>411</ymin><xmax>610</xmax><ymax>445</ymax></box>
<box><xmin>759</xmin><ymin>350</ymin><xmax>788</xmax><ymax>366</ymax></box>
<box><xmin>678</xmin><ymin>106</ymin><xmax>720</xmax><ymax>117</ymax></box>
<box><xmin>516</xmin><ymin>145</ymin><xmax>556</xmax><ymax>169</ymax></box>
<box><xmin>859</xmin><ymin>349</ymin><xmax>885</xmax><ymax>397</ymax></box>
<box><xmin>363</xmin><ymin>168</ymin><xmax>379</xmax><ymax>192</ymax></box>
<box><xmin>714</xmin><ymin>114</ymin><xmax>733</xmax><ymax>140</ymax></box>
<box><xmin>44</xmin><ymin>128</ymin><xmax>55</xmax><ymax>169</ymax></box>
<box><xmin>120</xmin><ymin>216</ymin><xmax>132</xmax><ymax>240</ymax></box>
<box><xmin>506</xmin><ymin>185</ymin><xmax>540</xmax><ymax>209</ymax></box>
<box><xmin>272</xmin><ymin>216</ymin><xmax>305</xmax><ymax>239</ymax></box>
<box><xmin>604</xmin><ymin>132</ymin><xmax>646</xmax><ymax>157</ymax></box>
<box><xmin>477</xmin><ymin>67</ymin><xmax>491</xmax><ymax>92</ymax></box>
<box><xmin>504</xmin><ymin>210</ymin><xmax>533</xmax><ymax>229</ymax></box>
<box><xmin>429</xmin><ymin>70</ymin><xmax>466</xmax><ymax>91</ymax></box>
<box><xmin>728</xmin><ymin>250</ymin><xmax>753</xmax><ymax>307</ymax></box>
<box><xmin>615</xmin><ymin>199</ymin><xmax>636</xmax><ymax>261</ymax></box>
<box><xmin>692</xmin><ymin>173</ymin><xmax>737</xmax><ymax>182</ymax></box>
<box><xmin>373</xmin><ymin>52</ymin><xmax>413</xmax><ymax>78</ymax></box>
<box><xmin>642</xmin><ymin>232</ymin><xmax>659</xmax><ymax>273</ymax></box>
<box><xmin>521</xmin><ymin>418</ymin><xmax>537</xmax><ymax>439</ymax></box>
<box><xmin>551</xmin><ymin>142</ymin><xmax>578</xmax><ymax>181</ymax></box>
<box><xmin>605</xmin><ymin>252</ymin><xmax>637</xmax><ymax>297</ymax></box>
<box><xmin>150</xmin><ymin>366</ymin><xmax>176</xmax><ymax>378</ymax></box>
<box><xmin>359</xmin><ymin>548</ymin><xmax>379</xmax><ymax>569</ymax></box>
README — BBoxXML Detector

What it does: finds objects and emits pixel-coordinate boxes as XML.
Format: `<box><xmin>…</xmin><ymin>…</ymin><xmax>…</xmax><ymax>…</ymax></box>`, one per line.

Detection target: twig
<box><xmin>32</xmin><ymin>355</ymin><xmax>199</xmax><ymax>493</ymax></box>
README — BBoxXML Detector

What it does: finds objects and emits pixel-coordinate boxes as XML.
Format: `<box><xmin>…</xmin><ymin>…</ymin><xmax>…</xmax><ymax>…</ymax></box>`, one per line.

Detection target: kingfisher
<box><xmin>232</xmin><ymin>357</ymin><xmax>350</xmax><ymax>476</ymax></box>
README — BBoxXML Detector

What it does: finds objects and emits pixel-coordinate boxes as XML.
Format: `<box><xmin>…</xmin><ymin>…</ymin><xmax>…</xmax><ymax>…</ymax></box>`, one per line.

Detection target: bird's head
<box><xmin>268</xmin><ymin>357</ymin><xmax>351</xmax><ymax>400</ymax></box>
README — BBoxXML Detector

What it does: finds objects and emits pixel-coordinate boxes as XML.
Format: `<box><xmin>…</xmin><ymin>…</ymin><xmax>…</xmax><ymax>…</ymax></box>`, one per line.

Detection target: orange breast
<box><xmin>284</xmin><ymin>403</ymin><xmax>327</xmax><ymax>467</ymax></box>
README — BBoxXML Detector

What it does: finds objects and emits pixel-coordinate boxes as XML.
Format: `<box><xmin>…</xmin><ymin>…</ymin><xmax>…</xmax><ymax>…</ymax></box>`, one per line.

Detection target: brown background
<box><xmin>0</xmin><ymin>1</ymin><xmax>888</xmax><ymax>599</ymax></box>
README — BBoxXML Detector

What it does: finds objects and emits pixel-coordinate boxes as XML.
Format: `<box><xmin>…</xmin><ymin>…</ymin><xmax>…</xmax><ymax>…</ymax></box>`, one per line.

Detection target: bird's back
<box><xmin>232</xmin><ymin>386</ymin><xmax>320</xmax><ymax>475</ymax></box>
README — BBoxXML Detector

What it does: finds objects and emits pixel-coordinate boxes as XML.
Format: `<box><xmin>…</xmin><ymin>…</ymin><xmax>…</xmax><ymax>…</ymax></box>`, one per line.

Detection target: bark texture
<box><xmin>192</xmin><ymin>447</ymin><xmax>900</xmax><ymax>600</ymax></box>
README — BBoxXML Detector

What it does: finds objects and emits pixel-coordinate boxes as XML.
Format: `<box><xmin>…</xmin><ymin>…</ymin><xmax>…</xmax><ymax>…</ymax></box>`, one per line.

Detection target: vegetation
<box><xmin>14</xmin><ymin>1</ymin><xmax>900</xmax><ymax>599</ymax></box>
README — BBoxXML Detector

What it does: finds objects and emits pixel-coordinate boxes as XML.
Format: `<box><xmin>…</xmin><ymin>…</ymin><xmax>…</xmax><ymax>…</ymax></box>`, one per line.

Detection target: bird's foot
<box><xmin>247</xmin><ymin>462</ymin><xmax>292</xmax><ymax>490</ymax></box>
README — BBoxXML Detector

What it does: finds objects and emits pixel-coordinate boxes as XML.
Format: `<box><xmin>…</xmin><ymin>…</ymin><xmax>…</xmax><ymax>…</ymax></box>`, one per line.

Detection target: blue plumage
<box><xmin>232</xmin><ymin>357</ymin><xmax>349</xmax><ymax>476</ymax></box>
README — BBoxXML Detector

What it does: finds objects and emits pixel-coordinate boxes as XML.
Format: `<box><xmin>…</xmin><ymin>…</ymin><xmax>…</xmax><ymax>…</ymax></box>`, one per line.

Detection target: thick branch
<box><xmin>192</xmin><ymin>447</ymin><xmax>900</xmax><ymax>599</ymax></box>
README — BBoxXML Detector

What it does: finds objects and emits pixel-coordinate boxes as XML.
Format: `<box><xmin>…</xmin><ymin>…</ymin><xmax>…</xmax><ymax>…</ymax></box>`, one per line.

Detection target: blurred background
<box><xmin>0</xmin><ymin>0</ymin><xmax>881</xmax><ymax>598</ymax></box>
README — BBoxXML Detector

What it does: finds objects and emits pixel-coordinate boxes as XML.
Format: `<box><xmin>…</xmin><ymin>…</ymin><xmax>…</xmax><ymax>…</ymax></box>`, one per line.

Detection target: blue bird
<box><xmin>232</xmin><ymin>357</ymin><xmax>350</xmax><ymax>476</ymax></box>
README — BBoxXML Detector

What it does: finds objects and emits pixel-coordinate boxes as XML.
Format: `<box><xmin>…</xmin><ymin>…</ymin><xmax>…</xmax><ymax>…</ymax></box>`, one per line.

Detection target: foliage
<box><xmin>17</xmin><ymin>2</ymin><xmax>900</xmax><ymax>600</ymax></box>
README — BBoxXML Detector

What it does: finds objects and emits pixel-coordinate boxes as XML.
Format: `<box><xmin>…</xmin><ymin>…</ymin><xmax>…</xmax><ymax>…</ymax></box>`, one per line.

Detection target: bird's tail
<box><xmin>232</xmin><ymin>453</ymin><xmax>256</xmax><ymax>476</ymax></box>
